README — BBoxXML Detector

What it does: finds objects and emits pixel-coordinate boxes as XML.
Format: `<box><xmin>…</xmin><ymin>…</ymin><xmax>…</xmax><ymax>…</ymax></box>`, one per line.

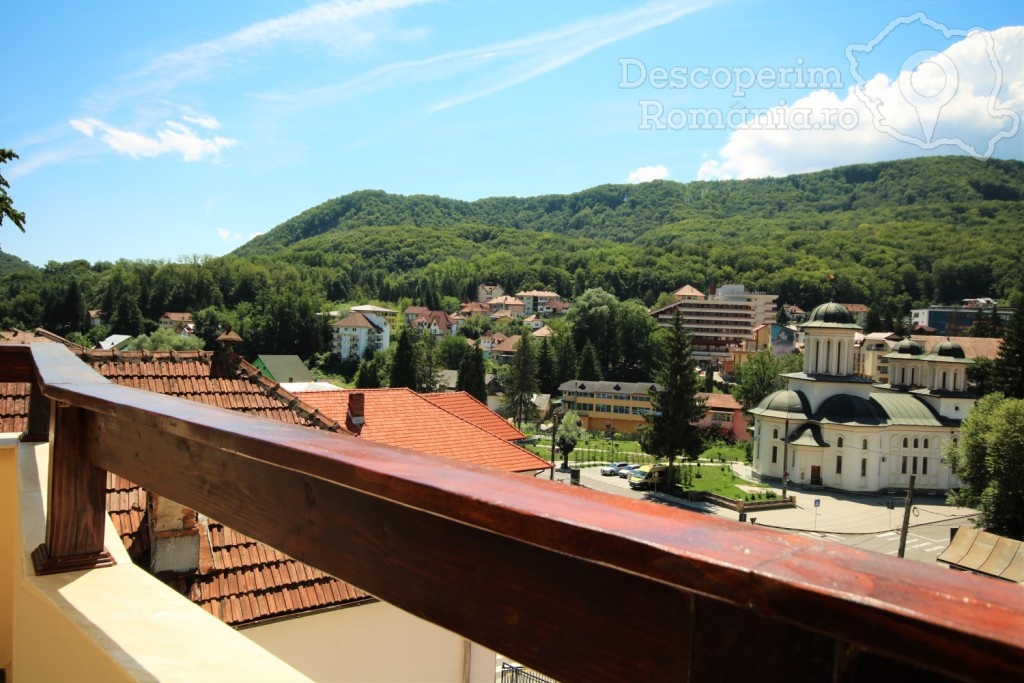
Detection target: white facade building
<box><xmin>750</xmin><ymin>303</ymin><xmax>976</xmax><ymax>493</ymax></box>
<box><xmin>331</xmin><ymin>312</ymin><xmax>390</xmax><ymax>360</ymax></box>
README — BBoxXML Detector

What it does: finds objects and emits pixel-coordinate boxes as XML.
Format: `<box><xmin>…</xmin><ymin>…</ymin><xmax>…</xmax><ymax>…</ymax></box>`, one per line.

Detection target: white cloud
<box><xmin>69</xmin><ymin>117</ymin><xmax>238</xmax><ymax>162</ymax></box>
<box><xmin>217</xmin><ymin>227</ymin><xmax>243</xmax><ymax>241</ymax></box>
<box><xmin>698</xmin><ymin>25</ymin><xmax>1023</xmax><ymax>180</ymax></box>
<box><xmin>181</xmin><ymin>112</ymin><xmax>222</xmax><ymax>129</ymax></box>
<box><xmin>628</xmin><ymin>164</ymin><xmax>670</xmax><ymax>183</ymax></box>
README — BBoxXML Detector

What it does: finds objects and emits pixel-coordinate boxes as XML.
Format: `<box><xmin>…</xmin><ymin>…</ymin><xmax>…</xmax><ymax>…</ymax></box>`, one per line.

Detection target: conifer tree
<box><xmin>640</xmin><ymin>310</ymin><xmax>704</xmax><ymax>467</ymax></box>
<box><xmin>456</xmin><ymin>345</ymin><xmax>487</xmax><ymax>404</ymax></box>
<box><xmin>502</xmin><ymin>335</ymin><xmax>539</xmax><ymax>428</ymax></box>
<box><xmin>993</xmin><ymin>295</ymin><xmax>1024</xmax><ymax>399</ymax></box>
<box><xmin>578</xmin><ymin>341</ymin><xmax>603</xmax><ymax>381</ymax></box>
<box><xmin>389</xmin><ymin>328</ymin><xmax>419</xmax><ymax>390</ymax></box>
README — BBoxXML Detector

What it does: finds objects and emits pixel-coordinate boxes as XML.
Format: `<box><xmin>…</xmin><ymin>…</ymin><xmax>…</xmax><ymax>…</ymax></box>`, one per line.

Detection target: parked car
<box><xmin>618</xmin><ymin>464</ymin><xmax>641</xmax><ymax>478</ymax></box>
<box><xmin>600</xmin><ymin>461</ymin><xmax>629</xmax><ymax>476</ymax></box>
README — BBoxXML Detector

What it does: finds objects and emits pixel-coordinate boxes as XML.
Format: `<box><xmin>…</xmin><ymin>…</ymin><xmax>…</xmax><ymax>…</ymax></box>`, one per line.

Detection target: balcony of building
<box><xmin>1</xmin><ymin>342</ymin><xmax>1022</xmax><ymax>682</ymax></box>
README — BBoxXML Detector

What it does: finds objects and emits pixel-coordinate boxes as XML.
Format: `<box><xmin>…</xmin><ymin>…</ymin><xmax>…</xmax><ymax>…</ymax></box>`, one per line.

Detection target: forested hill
<box><xmin>231</xmin><ymin>156</ymin><xmax>1023</xmax><ymax>317</ymax></box>
<box><xmin>0</xmin><ymin>251</ymin><xmax>35</xmax><ymax>279</ymax></box>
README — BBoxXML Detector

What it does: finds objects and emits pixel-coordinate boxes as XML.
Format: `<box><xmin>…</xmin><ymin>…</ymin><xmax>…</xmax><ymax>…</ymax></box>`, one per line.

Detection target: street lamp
<box><xmin>549</xmin><ymin>408</ymin><xmax>565</xmax><ymax>480</ymax></box>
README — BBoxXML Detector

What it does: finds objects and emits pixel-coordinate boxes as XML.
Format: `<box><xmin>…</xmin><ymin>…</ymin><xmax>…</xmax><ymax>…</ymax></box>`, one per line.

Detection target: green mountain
<box><xmin>233</xmin><ymin>156</ymin><xmax>1024</xmax><ymax>315</ymax></box>
<box><xmin>0</xmin><ymin>250</ymin><xmax>35</xmax><ymax>279</ymax></box>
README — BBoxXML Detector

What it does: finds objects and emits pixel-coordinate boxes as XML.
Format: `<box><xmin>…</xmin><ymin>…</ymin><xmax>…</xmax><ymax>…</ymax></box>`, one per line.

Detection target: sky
<box><xmin>3</xmin><ymin>0</ymin><xmax>1022</xmax><ymax>267</ymax></box>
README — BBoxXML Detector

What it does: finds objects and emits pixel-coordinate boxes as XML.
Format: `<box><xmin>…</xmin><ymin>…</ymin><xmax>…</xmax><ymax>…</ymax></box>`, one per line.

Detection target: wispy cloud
<box><xmin>69</xmin><ymin>116</ymin><xmax>238</xmax><ymax>162</ymax></box>
<box><xmin>217</xmin><ymin>227</ymin><xmax>243</xmax><ymax>241</ymax></box>
<box><xmin>280</xmin><ymin>0</ymin><xmax>712</xmax><ymax>114</ymax></box>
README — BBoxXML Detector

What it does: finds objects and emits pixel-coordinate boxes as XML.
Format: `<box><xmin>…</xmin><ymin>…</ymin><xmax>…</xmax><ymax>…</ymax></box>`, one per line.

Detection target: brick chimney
<box><xmin>148</xmin><ymin>493</ymin><xmax>200</xmax><ymax>575</ymax></box>
<box><xmin>347</xmin><ymin>392</ymin><xmax>366</xmax><ymax>431</ymax></box>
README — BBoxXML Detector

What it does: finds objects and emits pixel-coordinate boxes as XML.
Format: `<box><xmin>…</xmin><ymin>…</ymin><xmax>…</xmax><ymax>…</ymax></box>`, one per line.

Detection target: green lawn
<box><xmin>675</xmin><ymin>463</ymin><xmax>773</xmax><ymax>500</ymax></box>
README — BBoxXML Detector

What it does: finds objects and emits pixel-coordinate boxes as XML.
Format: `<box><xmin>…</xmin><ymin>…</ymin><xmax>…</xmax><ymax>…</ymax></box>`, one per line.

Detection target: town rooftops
<box><xmin>422</xmin><ymin>391</ymin><xmax>526</xmax><ymax>442</ymax></box>
<box><xmin>332</xmin><ymin>312</ymin><xmax>385</xmax><ymax>331</ymax></box>
<box><xmin>255</xmin><ymin>354</ymin><xmax>314</xmax><ymax>383</ymax></box>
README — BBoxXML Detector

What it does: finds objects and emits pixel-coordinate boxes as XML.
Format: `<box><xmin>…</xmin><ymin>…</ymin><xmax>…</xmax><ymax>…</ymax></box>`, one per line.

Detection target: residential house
<box><xmin>459</xmin><ymin>301</ymin><xmax>490</xmax><ymax>317</ymax></box>
<box><xmin>487</xmin><ymin>295</ymin><xmax>525</xmax><ymax>318</ymax></box>
<box><xmin>403</xmin><ymin>306</ymin><xmax>430</xmax><ymax>325</ymax></box>
<box><xmin>651</xmin><ymin>284</ymin><xmax>778</xmax><ymax>362</ymax></box>
<box><xmin>697</xmin><ymin>392</ymin><xmax>749</xmax><ymax>442</ymax></box>
<box><xmin>253</xmin><ymin>354</ymin><xmax>314</xmax><ymax>384</ymax></box>
<box><xmin>97</xmin><ymin>334</ymin><xmax>132</xmax><ymax>351</ymax></box>
<box><xmin>477</xmin><ymin>283</ymin><xmax>505</xmax><ymax>303</ymax></box>
<box><xmin>88</xmin><ymin>309</ymin><xmax>104</xmax><ymax>327</ymax></box>
<box><xmin>409</xmin><ymin>309</ymin><xmax>458</xmax><ymax>338</ymax></box>
<box><xmin>523</xmin><ymin>314</ymin><xmax>546</xmax><ymax>331</ymax></box>
<box><xmin>491</xmin><ymin>334</ymin><xmax>521</xmax><ymax>365</ymax></box>
<box><xmin>516</xmin><ymin>290</ymin><xmax>563</xmax><ymax>317</ymax></box>
<box><xmin>331</xmin><ymin>312</ymin><xmax>390</xmax><ymax>360</ymax></box>
<box><xmin>749</xmin><ymin>303</ymin><xmax>978</xmax><ymax>493</ymax></box>
<box><xmin>473</xmin><ymin>331</ymin><xmax>509</xmax><ymax>360</ymax></box>
<box><xmin>159</xmin><ymin>311</ymin><xmax>194</xmax><ymax>333</ymax></box>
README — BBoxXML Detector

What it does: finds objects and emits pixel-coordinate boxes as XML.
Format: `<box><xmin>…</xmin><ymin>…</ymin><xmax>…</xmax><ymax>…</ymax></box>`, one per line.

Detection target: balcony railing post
<box><xmin>32</xmin><ymin>402</ymin><xmax>115</xmax><ymax>574</ymax></box>
<box><xmin>21</xmin><ymin>368</ymin><xmax>50</xmax><ymax>442</ymax></box>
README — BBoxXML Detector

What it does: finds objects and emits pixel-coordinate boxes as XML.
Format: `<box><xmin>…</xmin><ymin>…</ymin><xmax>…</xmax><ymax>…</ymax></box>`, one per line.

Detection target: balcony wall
<box><xmin>1</xmin><ymin>436</ymin><xmax>310</xmax><ymax>683</ymax></box>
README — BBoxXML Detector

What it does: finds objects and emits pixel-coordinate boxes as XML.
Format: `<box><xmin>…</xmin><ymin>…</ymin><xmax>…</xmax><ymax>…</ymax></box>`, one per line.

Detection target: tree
<box><xmin>355</xmin><ymin>352</ymin><xmax>384</xmax><ymax>388</ymax></box>
<box><xmin>502</xmin><ymin>335</ymin><xmax>539</xmax><ymax>428</ymax></box>
<box><xmin>640</xmin><ymin>310</ymin><xmax>704</xmax><ymax>468</ymax></box>
<box><xmin>437</xmin><ymin>333</ymin><xmax>468</xmax><ymax>370</ymax></box>
<box><xmin>945</xmin><ymin>393</ymin><xmax>1024</xmax><ymax>540</ymax></box>
<box><xmin>389</xmin><ymin>328</ymin><xmax>419</xmax><ymax>389</ymax></box>
<box><xmin>456</xmin><ymin>345</ymin><xmax>487</xmax><ymax>404</ymax></box>
<box><xmin>555</xmin><ymin>409</ymin><xmax>582</xmax><ymax>465</ymax></box>
<box><xmin>733</xmin><ymin>350</ymin><xmax>787</xmax><ymax>411</ymax></box>
<box><xmin>992</xmin><ymin>295</ymin><xmax>1024</xmax><ymax>398</ymax></box>
<box><xmin>124</xmin><ymin>328</ymin><xmax>205</xmax><ymax>351</ymax></box>
<box><xmin>554</xmin><ymin>332</ymin><xmax>578</xmax><ymax>390</ymax></box>
<box><xmin>537</xmin><ymin>337</ymin><xmax>558</xmax><ymax>395</ymax></box>
<box><xmin>1</xmin><ymin>149</ymin><xmax>26</xmax><ymax>232</ymax></box>
<box><xmin>578</xmin><ymin>341</ymin><xmax>603</xmax><ymax>381</ymax></box>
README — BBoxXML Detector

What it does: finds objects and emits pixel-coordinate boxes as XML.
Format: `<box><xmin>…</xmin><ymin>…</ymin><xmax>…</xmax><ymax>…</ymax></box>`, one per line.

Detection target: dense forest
<box><xmin>1</xmin><ymin>155</ymin><xmax>1021</xmax><ymax>363</ymax></box>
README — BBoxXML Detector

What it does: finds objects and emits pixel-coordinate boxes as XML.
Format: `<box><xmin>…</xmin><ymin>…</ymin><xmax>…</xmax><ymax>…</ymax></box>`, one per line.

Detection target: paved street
<box><xmin>550</xmin><ymin>461</ymin><xmax>980</xmax><ymax>566</ymax></box>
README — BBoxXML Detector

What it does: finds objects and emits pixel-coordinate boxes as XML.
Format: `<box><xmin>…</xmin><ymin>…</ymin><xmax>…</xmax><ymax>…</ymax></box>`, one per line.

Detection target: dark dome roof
<box><xmin>933</xmin><ymin>340</ymin><xmax>966</xmax><ymax>359</ymax></box>
<box><xmin>754</xmin><ymin>389</ymin><xmax>809</xmax><ymax>416</ymax></box>
<box><xmin>893</xmin><ymin>338</ymin><xmax>925</xmax><ymax>355</ymax></box>
<box><xmin>817</xmin><ymin>394</ymin><xmax>886</xmax><ymax>425</ymax></box>
<box><xmin>807</xmin><ymin>302</ymin><xmax>855</xmax><ymax>324</ymax></box>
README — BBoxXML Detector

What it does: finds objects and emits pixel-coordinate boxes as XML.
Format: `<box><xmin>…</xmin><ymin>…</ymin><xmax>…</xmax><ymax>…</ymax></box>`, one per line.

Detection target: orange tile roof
<box><xmin>916</xmin><ymin>336</ymin><xmax>1002</xmax><ymax>360</ymax></box>
<box><xmin>67</xmin><ymin>348</ymin><xmax>369</xmax><ymax>627</ymax></box>
<box><xmin>422</xmin><ymin>391</ymin><xmax>526</xmax><ymax>442</ymax></box>
<box><xmin>698</xmin><ymin>392</ymin><xmax>742</xmax><ymax>410</ymax></box>
<box><xmin>300</xmin><ymin>388</ymin><xmax>550</xmax><ymax>473</ymax></box>
<box><xmin>0</xmin><ymin>382</ymin><xmax>29</xmax><ymax>433</ymax></box>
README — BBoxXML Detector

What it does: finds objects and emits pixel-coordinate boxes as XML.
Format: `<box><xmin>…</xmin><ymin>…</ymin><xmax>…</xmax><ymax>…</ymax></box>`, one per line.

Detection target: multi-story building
<box><xmin>516</xmin><ymin>290</ymin><xmax>563</xmax><ymax>317</ymax></box>
<box><xmin>331</xmin><ymin>312</ymin><xmax>390</xmax><ymax>360</ymax></box>
<box><xmin>910</xmin><ymin>305</ymin><xmax>1011</xmax><ymax>335</ymax></box>
<box><xmin>651</xmin><ymin>284</ymin><xmax>778</xmax><ymax>362</ymax></box>
<box><xmin>558</xmin><ymin>380</ymin><xmax>656</xmax><ymax>434</ymax></box>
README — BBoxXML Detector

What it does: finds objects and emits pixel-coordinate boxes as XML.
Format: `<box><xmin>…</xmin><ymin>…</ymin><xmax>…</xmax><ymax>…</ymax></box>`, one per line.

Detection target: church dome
<box><xmin>751</xmin><ymin>389</ymin><xmax>809</xmax><ymax>417</ymax></box>
<box><xmin>892</xmin><ymin>338</ymin><xmax>925</xmax><ymax>356</ymax></box>
<box><xmin>801</xmin><ymin>302</ymin><xmax>861</xmax><ymax>328</ymax></box>
<box><xmin>933</xmin><ymin>340</ymin><xmax>966</xmax><ymax>359</ymax></box>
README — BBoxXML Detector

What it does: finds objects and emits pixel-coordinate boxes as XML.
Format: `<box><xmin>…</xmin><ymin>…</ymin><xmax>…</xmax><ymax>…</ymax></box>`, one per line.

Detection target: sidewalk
<box><xmin>718</xmin><ymin>462</ymin><xmax>980</xmax><ymax>535</ymax></box>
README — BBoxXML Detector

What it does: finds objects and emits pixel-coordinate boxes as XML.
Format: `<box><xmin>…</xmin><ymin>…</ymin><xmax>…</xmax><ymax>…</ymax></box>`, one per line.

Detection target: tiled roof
<box><xmin>917</xmin><ymin>336</ymin><xmax>1001</xmax><ymax>360</ymax></box>
<box><xmin>492</xmin><ymin>334</ymin><xmax>522</xmax><ymax>353</ymax></box>
<box><xmin>332</xmin><ymin>312</ymin><xmax>383</xmax><ymax>330</ymax></box>
<box><xmin>161</xmin><ymin>311</ymin><xmax>193</xmax><ymax>322</ymax></box>
<box><xmin>300</xmin><ymin>388</ymin><xmax>551</xmax><ymax>473</ymax></box>
<box><xmin>69</xmin><ymin>348</ymin><xmax>368</xmax><ymax>626</ymax></box>
<box><xmin>517</xmin><ymin>290</ymin><xmax>560</xmax><ymax>298</ymax></box>
<box><xmin>698</xmin><ymin>392</ymin><xmax>742</xmax><ymax>410</ymax></box>
<box><xmin>673</xmin><ymin>285</ymin><xmax>704</xmax><ymax>298</ymax></box>
<box><xmin>422</xmin><ymin>391</ymin><xmax>526</xmax><ymax>442</ymax></box>
<box><xmin>0</xmin><ymin>382</ymin><xmax>29</xmax><ymax>433</ymax></box>
<box><xmin>532</xmin><ymin>326</ymin><xmax>552</xmax><ymax>337</ymax></box>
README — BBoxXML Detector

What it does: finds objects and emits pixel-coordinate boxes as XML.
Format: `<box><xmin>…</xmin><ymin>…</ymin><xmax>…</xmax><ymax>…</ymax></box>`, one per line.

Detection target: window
<box><xmin>922</xmin><ymin>458</ymin><xmax>928</xmax><ymax>475</ymax></box>
<box><xmin>836</xmin><ymin>456</ymin><xmax>843</xmax><ymax>474</ymax></box>
<box><xmin>902</xmin><ymin>437</ymin><xmax>908</xmax><ymax>449</ymax></box>
<box><xmin>901</xmin><ymin>456</ymin><xmax>907</xmax><ymax>474</ymax></box>
<box><xmin>837</xmin><ymin>436</ymin><xmax>844</xmax><ymax>448</ymax></box>
<box><xmin>861</xmin><ymin>458</ymin><xmax>867</xmax><ymax>477</ymax></box>
<box><xmin>912</xmin><ymin>457</ymin><xmax>918</xmax><ymax>474</ymax></box>
<box><xmin>613</xmin><ymin>405</ymin><xmax>629</xmax><ymax>414</ymax></box>
<box><xmin>595</xmin><ymin>404</ymin><xmax>611</xmax><ymax>413</ymax></box>
<box><xmin>773</xmin><ymin>428</ymin><xmax>779</xmax><ymax>439</ymax></box>
<box><xmin>913</xmin><ymin>438</ymin><xmax>919</xmax><ymax>449</ymax></box>
<box><xmin>772</xmin><ymin>446</ymin><xmax>778</xmax><ymax>464</ymax></box>
<box><xmin>862</xmin><ymin>439</ymin><xmax>868</xmax><ymax>450</ymax></box>
<box><xmin>923</xmin><ymin>438</ymin><xmax>929</xmax><ymax>449</ymax></box>
<box><xmin>711</xmin><ymin>412</ymin><xmax>731</xmax><ymax>423</ymax></box>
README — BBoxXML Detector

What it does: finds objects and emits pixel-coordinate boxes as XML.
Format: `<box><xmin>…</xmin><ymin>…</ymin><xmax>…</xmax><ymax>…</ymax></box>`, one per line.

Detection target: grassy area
<box><xmin>675</xmin><ymin>463</ymin><xmax>772</xmax><ymax>500</ymax></box>
<box><xmin>526</xmin><ymin>434</ymin><xmax>749</xmax><ymax>469</ymax></box>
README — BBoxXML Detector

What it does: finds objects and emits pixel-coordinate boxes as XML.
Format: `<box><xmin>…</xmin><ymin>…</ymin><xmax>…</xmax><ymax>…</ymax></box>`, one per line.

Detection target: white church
<box><xmin>750</xmin><ymin>302</ymin><xmax>976</xmax><ymax>492</ymax></box>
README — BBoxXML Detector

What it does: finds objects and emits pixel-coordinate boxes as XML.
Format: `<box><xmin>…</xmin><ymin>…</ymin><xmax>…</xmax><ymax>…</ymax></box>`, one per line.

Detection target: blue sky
<box><xmin>3</xmin><ymin>0</ymin><xmax>1021</xmax><ymax>267</ymax></box>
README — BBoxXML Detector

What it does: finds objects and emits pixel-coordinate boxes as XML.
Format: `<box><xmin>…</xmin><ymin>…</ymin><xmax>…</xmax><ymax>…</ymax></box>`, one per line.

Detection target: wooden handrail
<box><xmin>3</xmin><ymin>342</ymin><xmax>1022</xmax><ymax>682</ymax></box>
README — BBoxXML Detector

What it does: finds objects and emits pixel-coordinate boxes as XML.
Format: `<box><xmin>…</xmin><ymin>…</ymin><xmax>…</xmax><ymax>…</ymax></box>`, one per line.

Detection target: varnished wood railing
<box><xmin>3</xmin><ymin>343</ymin><xmax>1021</xmax><ymax>682</ymax></box>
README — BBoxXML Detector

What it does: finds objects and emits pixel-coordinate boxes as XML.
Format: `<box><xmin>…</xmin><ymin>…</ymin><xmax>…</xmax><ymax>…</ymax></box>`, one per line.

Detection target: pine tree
<box><xmin>456</xmin><ymin>345</ymin><xmax>487</xmax><ymax>404</ymax></box>
<box><xmin>537</xmin><ymin>337</ymin><xmax>557</xmax><ymax>395</ymax></box>
<box><xmin>993</xmin><ymin>295</ymin><xmax>1024</xmax><ymax>399</ymax></box>
<box><xmin>554</xmin><ymin>332</ymin><xmax>578</xmax><ymax>390</ymax></box>
<box><xmin>640</xmin><ymin>310</ymin><xmax>705</xmax><ymax>468</ymax></box>
<box><xmin>356</xmin><ymin>353</ymin><xmax>383</xmax><ymax>389</ymax></box>
<box><xmin>578</xmin><ymin>341</ymin><xmax>603</xmax><ymax>381</ymax></box>
<box><xmin>502</xmin><ymin>335</ymin><xmax>539</xmax><ymax>428</ymax></box>
<box><xmin>389</xmin><ymin>328</ymin><xmax>419</xmax><ymax>390</ymax></box>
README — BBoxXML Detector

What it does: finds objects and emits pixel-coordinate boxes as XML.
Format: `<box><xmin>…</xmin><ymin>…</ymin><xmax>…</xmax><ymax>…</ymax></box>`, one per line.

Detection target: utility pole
<box><xmin>897</xmin><ymin>475</ymin><xmax>916</xmax><ymax>558</ymax></box>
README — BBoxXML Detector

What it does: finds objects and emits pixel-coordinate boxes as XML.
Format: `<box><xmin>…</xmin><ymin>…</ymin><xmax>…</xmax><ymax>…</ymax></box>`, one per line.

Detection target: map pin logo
<box><xmin>897</xmin><ymin>50</ymin><xmax>959</xmax><ymax>143</ymax></box>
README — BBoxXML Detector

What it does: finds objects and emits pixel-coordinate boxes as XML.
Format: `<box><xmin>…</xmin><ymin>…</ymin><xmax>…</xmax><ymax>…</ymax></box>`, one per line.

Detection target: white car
<box><xmin>618</xmin><ymin>464</ymin><xmax>641</xmax><ymax>478</ymax></box>
<box><xmin>600</xmin><ymin>461</ymin><xmax>629</xmax><ymax>476</ymax></box>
